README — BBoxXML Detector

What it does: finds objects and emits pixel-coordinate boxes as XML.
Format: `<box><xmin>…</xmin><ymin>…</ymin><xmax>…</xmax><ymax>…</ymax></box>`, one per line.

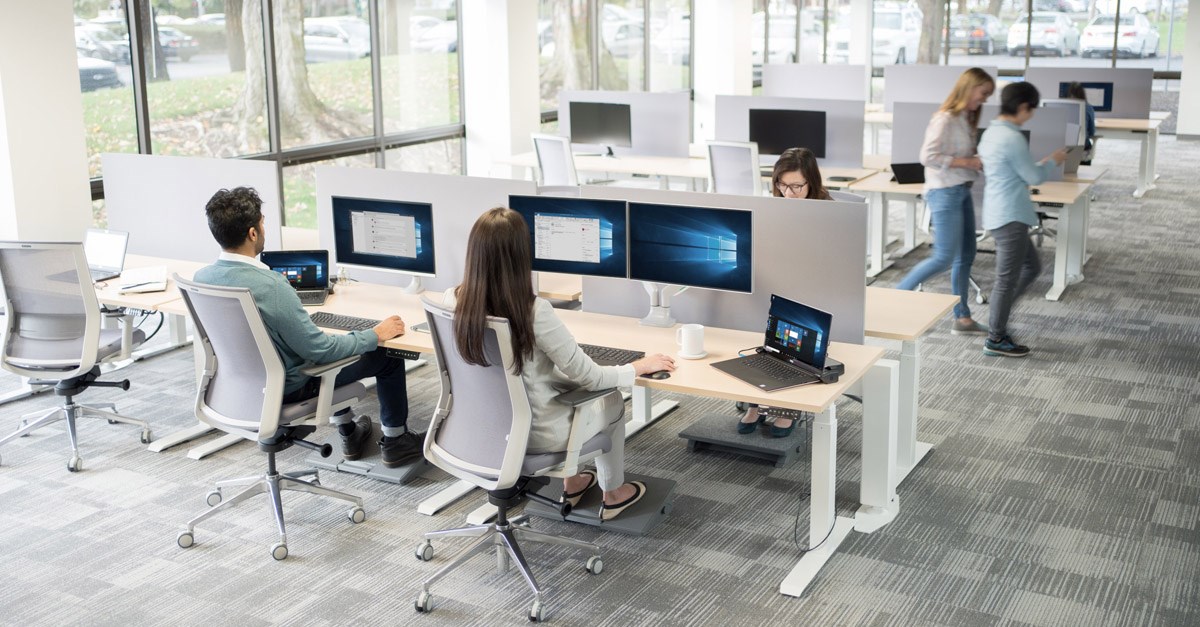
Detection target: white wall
<box><xmin>0</xmin><ymin>2</ymin><xmax>92</xmax><ymax>240</ymax></box>
<box><xmin>692</xmin><ymin>0</ymin><xmax>752</xmax><ymax>142</ymax></box>
<box><xmin>1177</xmin><ymin>0</ymin><xmax>1200</xmax><ymax>137</ymax></box>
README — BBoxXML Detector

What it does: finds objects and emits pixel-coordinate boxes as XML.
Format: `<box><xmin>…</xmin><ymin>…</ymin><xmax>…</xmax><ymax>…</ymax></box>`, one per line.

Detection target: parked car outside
<box><xmin>1080</xmin><ymin>12</ymin><xmax>1160</xmax><ymax>57</ymax></box>
<box><xmin>949</xmin><ymin>13</ymin><xmax>1006</xmax><ymax>55</ymax></box>
<box><xmin>157</xmin><ymin>26</ymin><xmax>199</xmax><ymax>61</ymax></box>
<box><xmin>829</xmin><ymin>4</ymin><xmax>923</xmax><ymax>65</ymax></box>
<box><xmin>603</xmin><ymin>20</ymin><xmax>645</xmax><ymax>58</ymax></box>
<box><xmin>77</xmin><ymin>54</ymin><xmax>122</xmax><ymax>92</ymax></box>
<box><xmin>303</xmin><ymin>16</ymin><xmax>371</xmax><ymax>63</ymax></box>
<box><xmin>750</xmin><ymin>11</ymin><xmax>822</xmax><ymax>65</ymax></box>
<box><xmin>1007</xmin><ymin>12</ymin><xmax>1080</xmax><ymax>56</ymax></box>
<box><xmin>75</xmin><ymin>24</ymin><xmax>130</xmax><ymax>64</ymax></box>
<box><xmin>411</xmin><ymin>19</ymin><xmax>458</xmax><ymax>53</ymax></box>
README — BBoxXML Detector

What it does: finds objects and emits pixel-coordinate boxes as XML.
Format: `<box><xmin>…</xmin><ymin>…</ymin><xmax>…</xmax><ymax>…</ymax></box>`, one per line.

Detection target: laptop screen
<box><xmin>762</xmin><ymin>294</ymin><xmax>832</xmax><ymax>370</ymax></box>
<box><xmin>260</xmin><ymin>250</ymin><xmax>329</xmax><ymax>290</ymax></box>
<box><xmin>84</xmin><ymin>228</ymin><xmax>129</xmax><ymax>271</ymax></box>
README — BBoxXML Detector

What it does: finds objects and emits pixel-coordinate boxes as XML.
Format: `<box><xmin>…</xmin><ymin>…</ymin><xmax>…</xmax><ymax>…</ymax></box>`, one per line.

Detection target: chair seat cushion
<box><xmin>279</xmin><ymin>381</ymin><xmax>366</xmax><ymax>425</ymax></box>
<box><xmin>7</xmin><ymin>328</ymin><xmax>146</xmax><ymax>368</ymax></box>
<box><xmin>521</xmin><ymin>433</ymin><xmax>612</xmax><ymax>475</ymax></box>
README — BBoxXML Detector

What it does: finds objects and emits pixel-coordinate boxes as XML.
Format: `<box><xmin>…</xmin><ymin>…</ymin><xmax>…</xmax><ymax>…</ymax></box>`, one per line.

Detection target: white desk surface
<box><xmin>849</xmin><ymin>170</ymin><xmax>923</xmax><ymax>195</ymax></box>
<box><xmin>864</xmin><ymin>287</ymin><xmax>957</xmax><ymax>341</ymax></box>
<box><xmin>95</xmin><ymin>254</ymin><xmax>204</xmax><ymax>311</ymax></box>
<box><xmin>1064</xmin><ymin>165</ymin><xmax>1108</xmax><ymax>183</ymax></box>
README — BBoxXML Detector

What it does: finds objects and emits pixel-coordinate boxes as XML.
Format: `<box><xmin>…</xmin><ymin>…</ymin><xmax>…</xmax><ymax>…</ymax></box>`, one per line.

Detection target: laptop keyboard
<box><xmin>742</xmin><ymin>353</ymin><xmax>818</xmax><ymax>383</ymax></box>
<box><xmin>309</xmin><ymin>311</ymin><xmax>379</xmax><ymax>332</ymax></box>
<box><xmin>580</xmin><ymin>344</ymin><xmax>645</xmax><ymax>366</ymax></box>
<box><xmin>298</xmin><ymin>291</ymin><xmax>326</xmax><ymax>305</ymax></box>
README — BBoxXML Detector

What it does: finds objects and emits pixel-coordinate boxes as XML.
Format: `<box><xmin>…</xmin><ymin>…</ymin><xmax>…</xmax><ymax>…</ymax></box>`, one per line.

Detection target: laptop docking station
<box><xmin>820</xmin><ymin>357</ymin><xmax>844</xmax><ymax>384</ymax></box>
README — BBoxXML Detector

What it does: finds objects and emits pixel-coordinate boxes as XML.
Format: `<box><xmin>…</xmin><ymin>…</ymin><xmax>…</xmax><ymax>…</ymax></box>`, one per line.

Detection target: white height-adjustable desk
<box><xmin>1095</xmin><ymin>114</ymin><xmax>1168</xmax><ymax>198</ymax></box>
<box><xmin>848</xmin><ymin>171</ymin><xmax>927</xmax><ymax>277</ymax></box>
<box><xmin>1031</xmin><ymin>181</ymin><xmax>1095</xmax><ymax>301</ymax></box>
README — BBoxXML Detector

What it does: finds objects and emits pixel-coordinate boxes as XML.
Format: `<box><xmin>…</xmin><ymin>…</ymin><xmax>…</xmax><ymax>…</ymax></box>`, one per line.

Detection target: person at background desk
<box><xmin>736</xmin><ymin>148</ymin><xmax>831</xmax><ymax>438</ymax></box>
<box><xmin>195</xmin><ymin>187</ymin><xmax>423</xmax><ymax>467</ymax></box>
<box><xmin>977</xmin><ymin>83</ymin><xmax>1068</xmax><ymax>358</ymax></box>
<box><xmin>770</xmin><ymin>147</ymin><xmax>832</xmax><ymax>200</ymax></box>
<box><xmin>895</xmin><ymin>67</ymin><xmax>994</xmax><ymax>337</ymax></box>
<box><xmin>445</xmin><ymin>207</ymin><xmax>675</xmax><ymax>521</ymax></box>
<box><xmin>1065</xmin><ymin>81</ymin><xmax>1097</xmax><ymax>163</ymax></box>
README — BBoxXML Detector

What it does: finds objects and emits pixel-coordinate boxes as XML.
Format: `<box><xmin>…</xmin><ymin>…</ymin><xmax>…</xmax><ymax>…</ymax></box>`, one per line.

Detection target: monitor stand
<box><xmin>402</xmin><ymin>275</ymin><xmax>423</xmax><ymax>294</ymax></box>
<box><xmin>639</xmin><ymin>282</ymin><xmax>688</xmax><ymax>327</ymax></box>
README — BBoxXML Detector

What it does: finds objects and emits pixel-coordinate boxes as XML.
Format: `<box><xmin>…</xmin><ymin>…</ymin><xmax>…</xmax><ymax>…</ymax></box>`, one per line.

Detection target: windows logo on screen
<box><xmin>707</xmin><ymin>234</ymin><xmax>737</xmax><ymax>265</ymax></box>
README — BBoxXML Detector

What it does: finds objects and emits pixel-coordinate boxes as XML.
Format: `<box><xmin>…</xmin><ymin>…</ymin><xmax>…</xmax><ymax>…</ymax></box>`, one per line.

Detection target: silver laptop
<box><xmin>83</xmin><ymin>228</ymin><xmax>129</xmax><ymax>282</ymax></box>
<box><xmin>1063</xmin><ymin>145</ymin><xmax>1086</xmax><ymax>175</ymax></box>
<box><xmin>709</xmin><ymin>294</ymin><xmax>832</xmax><ymax>392</ymax></box>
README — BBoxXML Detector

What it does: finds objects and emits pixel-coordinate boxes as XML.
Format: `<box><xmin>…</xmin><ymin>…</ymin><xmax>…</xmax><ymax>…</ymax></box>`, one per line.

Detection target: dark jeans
<box><xmin>987</xmin><ymin>221</ymin><xmax>1042</xmax><ymax>341</ymax></box>
<box><xmin>897</xmin><ymin>184</ymin><xmax>977</xmax><ymax>319</ymax></box>
<box><xmin>282</xmin><ymin>347</ymin><xmax>409</xmax><ymax>437</ymax></box>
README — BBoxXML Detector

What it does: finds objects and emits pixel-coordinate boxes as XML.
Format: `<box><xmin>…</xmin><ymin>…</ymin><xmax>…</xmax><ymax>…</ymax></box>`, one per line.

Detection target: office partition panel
<box><xmin>558</xmin><ymin>90</ymin><xmax>692</xmax><ymax>158</ymax></box>
<box><xmin>883</xmin><ymin>65</ymin><xmax>998</xmax><ymax>112</ymax></box>
<box><xmin>714</xmin><ymin>95</ymin><xmax>865</xmax><ymax>169</ymax></box>
<box><xmin>762</xmin><ymin>64</ymin><xmax>868</xmax><ymax>101</ymax></box>
<box><xmin>101</xmin><ymin>153</ymin><xmax>282</xmax><ymax>263</ymax></box>
<box><xmin>1023</xmin><ymin>67</ymin><xmax>1152</xmax><ymax>119</ymax></box>
<box><xmin>579</xmin><ymin>185</ymin><xmax>867</xmax><ymax>345</ymax></box>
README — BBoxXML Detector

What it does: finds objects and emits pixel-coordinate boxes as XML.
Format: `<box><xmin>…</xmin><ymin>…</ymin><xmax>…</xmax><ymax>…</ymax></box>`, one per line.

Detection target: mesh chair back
<box><xmin>421</xmin><ymin>297</ymin><xmax>533</xmax><ymax>491</ymax></box>
<box><xmin>828</xmin><ymin>190</ymin><xmax>867</xmax><ymax>203</ymax></box>
<box><xmin>176</xmin><ymin>276</ymin><xmax>285</xmax><ymax>439</ymax></box>
<box><xmin>0</xmin><ymin>242</ymin><xmax>101</xmax><ymax>378</ymax></box>
<box><xmin>707</xmin><ymin>141</ymin><xmax>762</xmax><ymax>195</ymax></box>
<box><xmin>532</xmin><ymin>134</ymin><xmax>579</xmax><ymax>186</ymax></box>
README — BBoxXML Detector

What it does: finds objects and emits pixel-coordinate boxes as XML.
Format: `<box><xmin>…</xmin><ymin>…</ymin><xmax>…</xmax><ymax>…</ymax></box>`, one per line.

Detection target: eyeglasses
<box><xmin>777</xmin><ymin>181</ymin><xmax>809</xmax><ymax>194</ymax></box>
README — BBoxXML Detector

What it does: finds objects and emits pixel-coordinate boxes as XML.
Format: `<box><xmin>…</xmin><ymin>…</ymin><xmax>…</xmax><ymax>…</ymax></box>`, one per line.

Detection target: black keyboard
<box><xmin>580</xmin><ymin>344</ymin><xmax>645</xmax><ymax>366</ymax></box>
<box><xmin>742</xmin><ymin>353</ymin><xmax>817</xmax><ymax>383</ymax></box>
<box><xmin>310</xmin><ymin>311</ymin><xmax>379</xmax><ymax>332</ymax></box>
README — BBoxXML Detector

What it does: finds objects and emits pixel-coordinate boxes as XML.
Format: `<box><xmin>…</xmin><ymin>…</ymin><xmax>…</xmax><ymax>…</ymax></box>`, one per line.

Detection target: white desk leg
<box><xmin>626</xmin><ymin>386</ymin><xmax>679</xmax><ymax>438</ymax></box>
<box><xmin>148</xmin><ymin>324</ymin><xmax>212</xmax><ymax>452</ymax></box>
<box><xmin>866</xmin><ymin>192</ymin><xmax>893</xmax><ymax>277</ymax></box>
<box><xmin>779</xmin><ymin>403</ymin><xmax>855</xmax><ymax>597</ymax></box>
<box><xmin>404</xmin><ymin>359</ymin><xmax>427</xmax><ymax>373</ymax></box>
<box><xmin>896</xmin><ymin>340</ymin><xmax>932</xmax><ymax>484</ymax></box>
<box><xmin>1045</xmin><ymin>201</ymin><xmax>1073</xmax><ymax>301</ymax></box>
<box><xmin>892</xmin><ymin>198</ymin><xmax>921</xmax><ymax>258</ymax></box>
<box><xmin>857</xmin><ymin>360</ymin><xmax>899</xmax><ymax>533</ymax></box>
<box><xmin>466</xmin><ymin>502</ymin><xmax>499</xmax><ymax>525</ymax></box>
<box><xmin>0</xmin><ymin>378</ymin><xmax>53</xmax><ymax>406</ymax></box>
<box><xmin>124</xmin><ymin>313</ymin><xmax>194</xmax><ymax>363</ymax></box>
<box><xmin>186</xmin><ymin>433</ymin><xmax>244</xmax><ymax>460</ymax></box>
<box><xmin>1133</xmin><ymin>132</ymin><xmax>1152</xmax><ymax>198</ymax></box>
<box><xmin>1066</xmin><ymin>197</ymin><xmax>1088</xmax><ymax>284</ymax></box>
<box><xmin>1148</xmin><ymin>128</ymin><xmax>1159</xmax><ymax>184</ymax></box>
<box><xmin>418</xmin><ymin>479</ymin><xmax>478</xmax><ymax>516</ymax></box>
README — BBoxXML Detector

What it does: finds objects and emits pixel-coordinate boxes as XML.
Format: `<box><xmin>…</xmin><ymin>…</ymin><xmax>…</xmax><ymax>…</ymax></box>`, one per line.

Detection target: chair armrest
<box><xmin>300</xmin><ymin>355</ymin><xmax>360</xmax><ymax>378</ymax></box>
<box><xmin>553</xmin><ymin>387</ymin><xmax>617</xmax><ymax>408</ymax></box>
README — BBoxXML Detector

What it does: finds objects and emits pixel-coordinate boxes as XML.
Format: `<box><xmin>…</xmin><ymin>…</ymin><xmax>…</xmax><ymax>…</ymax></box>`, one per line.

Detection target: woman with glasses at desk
<box><xmin>895</xmin><ymin>66</ymin><xmax>994</xmax><ymax>337</ymax></box>
<box><xmin>445</xmin><ymin>207</ymin><xmax>675</xmax><ymax>521</ymax></box>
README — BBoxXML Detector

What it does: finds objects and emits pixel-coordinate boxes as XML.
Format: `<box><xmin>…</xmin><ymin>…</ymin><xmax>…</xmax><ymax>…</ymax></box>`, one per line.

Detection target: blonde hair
<box><xmin>940</xmin><ymin>67</ymin><xmax>995</xmax><ymax>130</ymax></box>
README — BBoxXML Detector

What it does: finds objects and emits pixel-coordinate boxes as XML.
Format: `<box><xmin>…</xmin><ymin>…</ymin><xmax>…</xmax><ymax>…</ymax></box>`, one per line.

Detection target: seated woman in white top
<box><xmin>444</xmin><ymin>207</ymin><xmax>675</xmax><ymax>521</ymax></box>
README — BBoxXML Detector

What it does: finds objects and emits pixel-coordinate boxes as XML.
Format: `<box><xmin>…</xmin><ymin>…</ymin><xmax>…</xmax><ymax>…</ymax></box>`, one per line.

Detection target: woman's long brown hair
<box><xmin>771</xmin><ymin>147</ymin><xmax>831</xmax><ymax>200</ymax></box>
<box><xmin>453</xmin><ymin>207</ymin><xmax>537</xmax><ymax>375</ymax></box>
<box><xmin>941</xmin><ymin>67</ymin><xmax>995</xmax><ymax>130</ymax></box>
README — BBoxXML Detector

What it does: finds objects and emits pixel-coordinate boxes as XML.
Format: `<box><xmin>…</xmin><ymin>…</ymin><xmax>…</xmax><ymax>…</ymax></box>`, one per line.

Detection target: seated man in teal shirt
<box><xmin>195</xmin><ymin>187</ymin><xmax>422</xmax><ymax>467</ymax></box>
<box><xmin>977</xmin><ymin>83</ymin><xmax>1068</xmax><ymax>358</ymax></box>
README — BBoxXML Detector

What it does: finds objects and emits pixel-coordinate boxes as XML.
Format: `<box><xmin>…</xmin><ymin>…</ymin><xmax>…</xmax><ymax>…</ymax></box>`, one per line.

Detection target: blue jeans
<box><xmin>282</xmin><ymin>347</ymin><xmax>410</xmax><ymax>437</ymax></box>
<box><xmin>897</xmin><ymin>184</ymin><xmax>976</xmax><ymax>319</ymax></box>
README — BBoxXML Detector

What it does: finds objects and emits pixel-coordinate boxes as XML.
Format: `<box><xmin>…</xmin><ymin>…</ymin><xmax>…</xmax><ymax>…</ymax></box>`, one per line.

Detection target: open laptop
<box><xmin>890</xmin><ymin>162</ymin><xmax>925</xmax><ymax>185</ymax></box>
<box><xmin>1062</xmin><ymin>145</ymin><xmax>1085</xmax><ymax>175</ymax></box>
<box><xmin>260</xmin><ymin>250</ymin><xmax>331</xmax><ymax>306</ymax></box>
<box><xmin>710</xmin><ymin>294</ymin><xmax>832</xmax><ymax>392</ymax></box>
<box><xmin>83</xmin><ymin>228</ymin><xmax>129</xmax><ymax>282</ymax></box>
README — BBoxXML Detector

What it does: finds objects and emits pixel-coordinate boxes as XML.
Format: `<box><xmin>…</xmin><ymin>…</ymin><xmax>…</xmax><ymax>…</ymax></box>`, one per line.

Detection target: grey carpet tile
<box><xmin>1</xmin><ymin>137</ymin><xmax>1199</xmax><ymax>626</ymax></box>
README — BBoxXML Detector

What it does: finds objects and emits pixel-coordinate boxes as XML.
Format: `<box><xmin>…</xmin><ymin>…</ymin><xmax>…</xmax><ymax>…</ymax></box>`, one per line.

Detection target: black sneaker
<box><xmin>340</xmin><ymin>415</ymin><xmax>373</xmax><ymax>460</ymax></box>
<box><xmin>380</xmin><ymin>430</ymin><xmax>425</xmax><ymax>468</ymax></box>
<box><xmin>983</xmin><ymin>335</ymin><xmax>1031</xmax><ymax>358</ymax></box>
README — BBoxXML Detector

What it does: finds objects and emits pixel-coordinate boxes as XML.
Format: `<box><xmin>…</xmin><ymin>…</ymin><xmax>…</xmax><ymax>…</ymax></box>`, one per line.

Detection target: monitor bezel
<box><xmin>330</xmin><ymin>195</ymin><xmax>437</xmax><ymax>279</ymax></box>
<box><xmin>508</xmin><ymin>194</ymin><xmax>630</xmax><ymax>280</ymax></box>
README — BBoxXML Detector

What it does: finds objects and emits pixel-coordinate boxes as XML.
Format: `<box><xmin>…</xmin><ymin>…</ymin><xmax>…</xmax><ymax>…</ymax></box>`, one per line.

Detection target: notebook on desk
<box><xmin>709</xmin><ymin>294</ymin><xmax>832</xmax><ymax>392</ymax></box>
<box><xmin>118</xmin><ymin>265</ymin><xmax>168</xmax><ymax>294</ymax></box>
<box><xmin>83</xmin><ymin>228</ymin><xmax>129</xmax><ymax>282</ymax></box>
<box><xmin>260</xmin><ymin>250</ymin><xmax>331</xmax><ymax>306</ymax></box>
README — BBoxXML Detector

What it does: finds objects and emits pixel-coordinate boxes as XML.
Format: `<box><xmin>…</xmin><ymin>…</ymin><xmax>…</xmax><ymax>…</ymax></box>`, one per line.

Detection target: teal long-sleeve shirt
<box><xmin>977</xmin><ymin>119</ymin><xmax>1060</xmax><ymax>231</ymax></box>
<box><xmin>194</xmin><ymin>258</ymin><xmax>378</xmax><ymax>394</ymax></box>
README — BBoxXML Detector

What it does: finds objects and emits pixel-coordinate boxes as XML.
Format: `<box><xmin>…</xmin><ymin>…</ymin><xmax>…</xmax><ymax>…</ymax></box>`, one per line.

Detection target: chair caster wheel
<box><xmin>661</xmin><ymin>501</ymin><xmax>673</xmax><ymax>516</ymax></box>
<box><xmin>140</xmin><ymin>430</ymin><xmax>152</xmax><ymax>444</ymax></box>
<box><xmin>414</xmin><ymin>591</ymin><xmax>432</xmax><ymax>613</ymax></box>
<box><xmin>67</xmin><ymin>456</ymin><xmax>83</xmax><ymax>472</ymax></box>
<box><xmin>415</xmin><ymin>541</ymin><xmax>434</xmax><ymax>561</ymax></box>
<box><xmin>107</xmin><ymin>419</ymin><xmax>119</xmax><ymax>425</ymax></box>
<box><xmin>271</xmin><ymin>542</ymin><xmax>288</xmax><ymax>560</ymax></box>
<box><xmin>206</xmin><ymin>490</ymin><xmax>222</xmax><ymax>507</ymax></box>
<box><xmin>177</xmin><ymin>531</ymin><xmax>194</xmax><ymax>548</ymax></box>
<box><xmin>529</xmin><ymin>600</ymin><xmax>543</xmax><ymax>622</ymax></box>
<box><xmin>347</xmin><ymin>506</ymin><xmax>366</xmax><ymax>524</ymax></box>
<box><xmin>585</xmin><ymin>555</ymin><xmax>603</xmax><ymax>575</ymax></box>
<box><xmin>734</xmin><ymin>401</ymin><xmax>747</xmax><ymax>412</ymax></box>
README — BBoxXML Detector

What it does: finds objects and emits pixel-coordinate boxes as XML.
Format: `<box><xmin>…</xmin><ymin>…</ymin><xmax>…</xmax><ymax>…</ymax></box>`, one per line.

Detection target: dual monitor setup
<box><xmin>508</xmin><ymin>194</ymin><xmax>753</xmax><ymax>327</ymax></box>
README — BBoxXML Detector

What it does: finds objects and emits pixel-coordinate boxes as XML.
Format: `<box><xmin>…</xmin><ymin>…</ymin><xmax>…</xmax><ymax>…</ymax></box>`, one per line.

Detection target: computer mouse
<box><xmin>643</xmin><ymin>370</ymin><xmax>671</xmax><ymax>380</ymax></box>
<box><xmin>1030</xmin><ymin>187</ymin><xmax>1041</xmax><ymax>195</ymax></box>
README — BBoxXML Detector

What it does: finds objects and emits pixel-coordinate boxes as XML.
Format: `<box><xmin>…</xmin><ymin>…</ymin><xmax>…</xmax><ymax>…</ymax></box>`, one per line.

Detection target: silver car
<box><xmin>1007</xmin><ymin>12</ymin><xmax>1080</xmax><ymax>56</ymax></box>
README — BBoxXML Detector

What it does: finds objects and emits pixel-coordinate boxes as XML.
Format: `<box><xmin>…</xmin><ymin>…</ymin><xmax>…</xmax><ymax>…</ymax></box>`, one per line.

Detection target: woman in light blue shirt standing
<box><xmin>896</xmin><ymin>67</ymin><xmax>994</xmax><ymax>336</ymax></box>
<box><xmin>977</xmin><ymin>82</ymin><xmax>1068</xmax><ymax>357</ymax></box>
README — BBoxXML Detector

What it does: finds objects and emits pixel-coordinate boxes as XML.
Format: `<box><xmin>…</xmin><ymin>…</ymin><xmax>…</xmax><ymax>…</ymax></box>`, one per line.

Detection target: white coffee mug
<box><xmin>676</xmin><ymin>323</ymin><xmax>705</xmax><ymax>358</ymax></box>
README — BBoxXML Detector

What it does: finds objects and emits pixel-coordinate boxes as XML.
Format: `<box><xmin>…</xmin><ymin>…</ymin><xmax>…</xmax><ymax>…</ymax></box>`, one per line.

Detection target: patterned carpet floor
<box><xmin>0</xmin><ymin>135</ymin><xmax>1196</xmax><ymax>627</ymax></box>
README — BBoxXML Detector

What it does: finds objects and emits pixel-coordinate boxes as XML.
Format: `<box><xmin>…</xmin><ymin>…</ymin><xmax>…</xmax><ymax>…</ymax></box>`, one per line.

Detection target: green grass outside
<box><xmin>1156</xmin><ymin>18</ymin><xmax>1187</xmax><ymax>55</ymax></box>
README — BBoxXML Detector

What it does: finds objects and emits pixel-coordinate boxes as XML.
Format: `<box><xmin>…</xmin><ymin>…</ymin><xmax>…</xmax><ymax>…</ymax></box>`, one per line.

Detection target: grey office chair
<box><xmin>413</xmin><ymin>297</ymin><xmax>616</xmax><ymax>623</ymax></box>
<box><xmin>532</xmin><ymin>133</ymin><xmax>579</xmax><ymax>186</ymax></box>
<box><xmin>172</xmin><ymin>275</ymin><xmax>367</xmax><ymax>561</ymax></box>
<box><xmin>0</xmin><ymin>242</ymin><xmax>149</xmax><ymax>472</ymax></box>
<box><xmin>828</xmin><ymin>190</ymin><xmax>867</xmax><ymax>203</ymax></box>
<box><xmin>706</xmin><ymin>140</ymin><xmax>762</xmax><ymax>195</ymax></box>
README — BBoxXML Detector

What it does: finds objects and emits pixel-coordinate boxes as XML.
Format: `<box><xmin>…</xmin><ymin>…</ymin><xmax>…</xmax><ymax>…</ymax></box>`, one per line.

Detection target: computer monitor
<box><xmin>508</xmin><ymin>194</ymin><xmax>628</xmax><ymax>279</ymax></box>
<box><xmin>568</xmin><ymin>101</ymin><xmax>633</xmax><ymax>156</ymax></box>
<box><xmin>330</xmin><ymin>195</ymin><xmax>436</xmax><ymax>292</ymax></box>
<box><xmin>628</xmin><ymin>201</ymin><xmax>753</xmax><ymax>294</ymax></box>
<box><xmin>748</xmin><ymin>109</ymin><xmax>827</xmax><ymax>158</ymax></box>
<box><xmin>1058</xmin><ymin>81</ymin><xmax>1113</xmax><ymax>113</ymax></box>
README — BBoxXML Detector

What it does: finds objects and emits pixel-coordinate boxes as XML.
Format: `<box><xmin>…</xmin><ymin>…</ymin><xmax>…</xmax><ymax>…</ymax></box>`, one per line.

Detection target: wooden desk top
<box><xmin>1032</xmin><ymin>180</ymin><xmax>1090</xmax><ymax>204</ymax></box>
<box><xmin>864</xmin><ymin>287</ymin><xmax>956</xmax><ymax>341</ymax></box>
<box><xmin>95</xmin><ymin>254</ymin><xmax>205</xmax><ymax>312</ymax></box>
<box><xmin>536</xmin><ymin>273</ymin><xmax>583</xmax><ymax>301</ymax></box>
<box><xmin>1096</xmin><ymin>117</ymin><xmax>1163</xmax><ymax>132</ymax></box>
<box><xmin>1063</xmin><ymin>165</ymin><xmax>1108</xmax><ymax>184</ymax></box>
<box><xmin>849</xmin><ymin>170</ymin><xmax>924</xmax><ymax>195</ymax></box>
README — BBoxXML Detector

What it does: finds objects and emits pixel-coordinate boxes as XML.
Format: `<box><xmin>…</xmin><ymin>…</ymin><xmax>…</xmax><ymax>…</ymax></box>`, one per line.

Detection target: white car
<box><xmin>1007</xmin><ymin>12</ymin><xmax>1080</xmax><ymax>56</ymax></box>
<box><xmin>1080</xmin><ymin>13</ymin><xmax>1160</xmax><ymax>58</ymax></box>
<box><xmin>750</xmin><ymin>11</ymin><xmax>822</xmax><ymax>65</ymax></box>
<box><xmin>829</xmin><ymin>5</ymin><xmax>922</xmax><ymax>65</ymax></box>
<box><xmin>303</xmin><ymin>16</ymin><xmax>371</xmax><ymax>63</ymax></box>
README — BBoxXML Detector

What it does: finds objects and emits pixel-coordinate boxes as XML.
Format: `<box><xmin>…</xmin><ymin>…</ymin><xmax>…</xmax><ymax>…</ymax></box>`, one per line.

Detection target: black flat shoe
<box><xmin>769</xmin><ymin>417</ymin><xmax>797</xmax><ymax>438</ymax></box>
<box><xmin>737</xmin><ymin>406</ymin><xmax>766</xmax><ymax>434</ymax></box>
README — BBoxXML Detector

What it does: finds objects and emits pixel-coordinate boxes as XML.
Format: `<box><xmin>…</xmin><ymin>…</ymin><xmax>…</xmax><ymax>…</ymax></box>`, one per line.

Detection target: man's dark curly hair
<box><xmin>205</xmin><ymin>187</ymin><xmax>263</xmax><ymax>249</ymax></box>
